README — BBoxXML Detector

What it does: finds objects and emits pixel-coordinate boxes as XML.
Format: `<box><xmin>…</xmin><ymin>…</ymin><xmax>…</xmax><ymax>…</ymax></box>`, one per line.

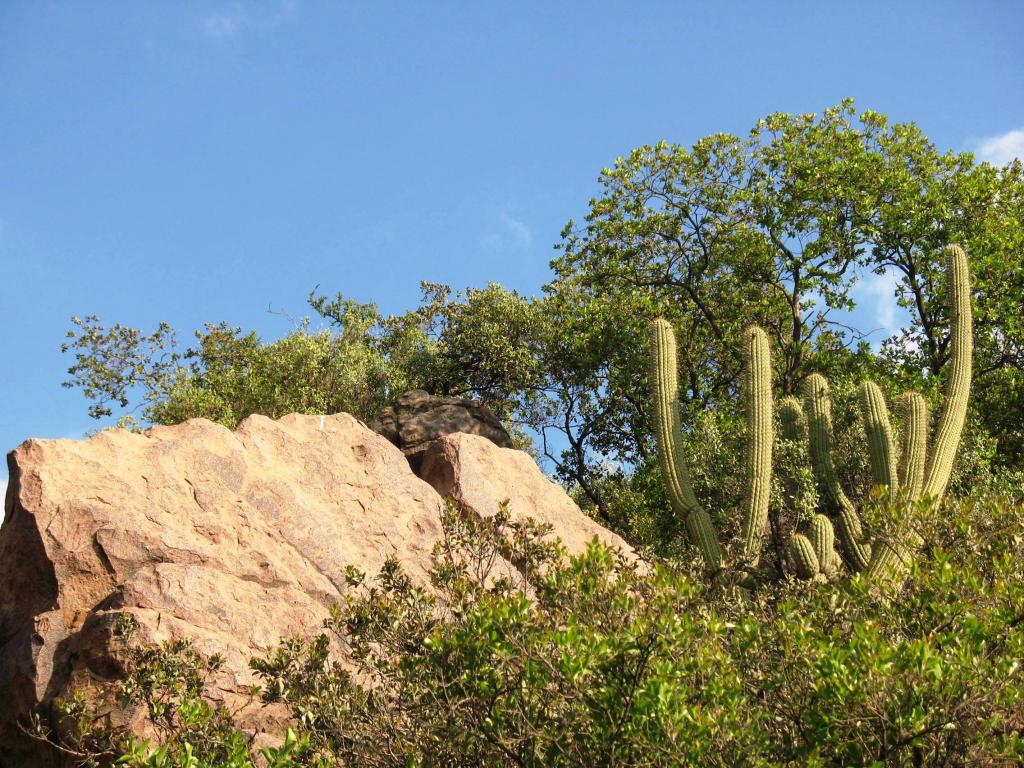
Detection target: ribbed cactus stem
<box><xmin>897</xmin><ymin>391</ymin><xmax>928</xmax><ymax>498</ymax></box>
<box><xmin>922</xmin><ymin>245</ymin><xmax>973</xmax><ymax>500</ymax></box>
<box><xmin>866</xmin><ymin>533</ymin><xmax>916</xmax><ymax>581</ymax></box>
<box><xmin>809</xmin><ymin>514</ymin><xmax>834</xmax><ymax>569</ymax></box>
<box><xmin>803</xmin><ymin>373</ymin><xmax>871</xmax><ymax>572</ymax></box>
<box><xmin>859</xmin><ymin>380</ymin><xmax>898</xmax><ymax>494</ymax></box>
<box><xmin>740</xmin><ymin>326</ymin><xmax>773</xmax><ymax>564</ymax></box>
<box><xmin>687</xmin><ymin>509</ymin><xmax>723</xmax><ymax>569</ymax></box>
<box><xmin>650</xmin><ymin>318</ymin><xmax>723</xmax><ymax>570</ymax></box>
<box><xmin>824</xmin><ymin>549</ymin><xmax>842</xmax><ymax>577</ymax></box>
<box><xmin>779</xmin><ymin>397</ymin><xmax>805</xmax><ymax>442</ymax></box>
<box><xmin>789</xmin><ymin>534</ymin><xmax>819</xmax><ymax>579</ymax></box>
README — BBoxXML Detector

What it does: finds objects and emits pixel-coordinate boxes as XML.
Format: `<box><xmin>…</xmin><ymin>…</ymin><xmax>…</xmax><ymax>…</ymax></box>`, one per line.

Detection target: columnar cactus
<box><xmin>650</xmin><ymin>318</ymin><xmax>723</xmax><ymax>571</ymax></box>
<box><xmin>778</xmin><ymin>397</ymin><xmax>805</xmax><ymax>442</ymax></box>
<box><xmin>866</xmin><ymin>245</ymin><xmax>972</xmax><ymax>580</ymax></box>
<box><xmin>922</xmin><ymin>245</ymin><xmax>973</xmax><ymax>500</ymax></box>
<box><xmin>809</xmin><ymin>514</ymin><xmax>839</xmax><ymax>577</ymax></box>
<box><xmin>788</xmin><ymin>514</ymin><xmax>840</xmax><ymax>579</ymax></box>
<box><xmin>740</xmin><ymin>326</ymin><xmax>773</xmax><ymax>565</ymax></box>
<box><xmin>804</xmin><ymin>373</ymin><xmax>872</xmax><ymax>572</ymax></box>
<box><xmin>648</xmin><ymin>244</ymin><xmax>973</xmax><ymax>585</ymax></box>
<box><xmin>897</xmin><ymin>392</ymin><xmax>928</xmax><ymax>497</ymax></box>
<box><xmin>789</xmin><ymin>534</ymin><xmax>819</xmax><ymax>579</ymax></box>
<box><xmin>859</xmin><ymin>380</ymin><xmax>898</xmax><ymax>493</ymax></box>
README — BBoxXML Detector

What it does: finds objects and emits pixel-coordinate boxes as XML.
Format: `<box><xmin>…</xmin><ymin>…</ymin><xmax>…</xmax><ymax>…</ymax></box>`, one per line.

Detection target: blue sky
<box><xmin>2</xmin><ymin>1</ymin><xmax>1022</xmax><ymax>494</ymax></box>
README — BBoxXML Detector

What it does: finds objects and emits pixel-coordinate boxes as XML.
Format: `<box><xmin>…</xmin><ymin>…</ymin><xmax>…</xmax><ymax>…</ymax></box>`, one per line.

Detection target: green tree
<box><xmin>62</xmin><ymin>296</ymin><xmax>431</xmax><ymax>430</ymax></box>
<box><xmin>540</xmin><ymin>100</ymin><xmax>1024</xmax><ymax>524</ymax></box>
<box><xmin>62</xmin><ymin>102</ymin><xmax>1024</xmax><ymax>531</ymax></box>
<box><xmin>62</xmin><ymin>283</ymin><xmax>546</xmax><ymax>442</ymax></box>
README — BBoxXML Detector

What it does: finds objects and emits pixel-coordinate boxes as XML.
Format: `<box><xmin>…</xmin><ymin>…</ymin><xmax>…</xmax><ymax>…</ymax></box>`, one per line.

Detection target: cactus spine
<box><xmin>650</xmin><ymin>318</ymin><xmax>723</xmax><ymax>570</ymax></box>
<box><xmin>740</xmin><ymin>326</ymin><xmax>773</xmax><ymax>564</ymax></box>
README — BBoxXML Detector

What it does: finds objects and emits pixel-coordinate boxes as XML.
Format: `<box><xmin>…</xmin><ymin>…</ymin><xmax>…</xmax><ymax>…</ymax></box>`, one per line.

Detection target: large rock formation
<box><xmin>0</xmin><ymin>412</ymin><xmax>633</xmax><ymax>766</ymax></box>
<box><xmin>420</xmin><ymin>433</ymin><xmax>634</xmax><ymax>558</ymax></box>
<box><xmin>368</xmin><ymin>389</ymin><xmax>514</xmax><ymax>471</ymax></box>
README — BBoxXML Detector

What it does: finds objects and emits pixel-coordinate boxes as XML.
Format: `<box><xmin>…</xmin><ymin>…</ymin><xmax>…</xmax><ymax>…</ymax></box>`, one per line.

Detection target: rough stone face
<box><xmin>367</xmin><ymin>389</ymin><xmax>514</xmax><ymax>472</ymax></box>
<box><xmin>419</xmin><ymin>433</ymin><xmax>635</xmax><ymax>558</ymax></box>
<box><xmin>0</xmin><ymin>414</ymin><xmax>450</xmax><ymax>766</ymax></box>
<box><xmin>0</xmin><ymin>412</ymin><xmax>636</xmax><ymax>765</ymax></box>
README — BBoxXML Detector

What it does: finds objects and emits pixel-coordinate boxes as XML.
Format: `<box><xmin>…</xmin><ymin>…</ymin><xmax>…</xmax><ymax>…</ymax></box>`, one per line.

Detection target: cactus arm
<box><xmin>859</xmin><ymin>381</ymin><xmax>899</xmax><ymax>494</ymax></box>
<box><xmin>687</xmin><ymin>509</ymin><xmax>724</xmax><ymax>570</ymax></box>
<box><xmin>823</xmin><ymin>549</ymin><xmax>842</xmax><ymax>578</ymax></box>
<box><xmin>650</xmin><ymin>318</ymin><xmax>723</xmax><ymax>570</ymax></box>
<box><xmin>740</xmin><ymin>326</ymin><xmax>773</xmax><ymax>564</ymax></box>
<box><xmin>803</xmin><ymin>373</ymin><xmax>871</xmax><ymax>572</ymax></box>
<box><xmin>650</xmin><ymin>318</ymin><xmax>703</xmax><ymax>515</ymax></box>
<box><xmin>789</xmin><ymin>534</ymin><xmax>819</xmax><ymax>579</ymax></box>
<box><xmin>866</xmin><ymin>537</ymin><xmax>910</xmax><ymax>580</ymax></box>
<box><xmin>897</xmin><ymin>391</ymin><xmax>928</xmax><ymax>498</ymax></box>
<box><xmin>922</xmin><ymin>245</ymin><xmax>973</xmax><ymax>500</ymax></box>
<box><xmin>866</xmin><ymin>519</ymin><xmax>924</xmax><ymax>580</ymax></box>
<box><xmin>835</xmin><ymin>504</ymin><xmax>872</xmax><ymax>571</ymax></box>
<box><xmin>778</xmin><ymin>397</ymin><xmax>805</xmax><ymax>442</ymax></box>
<box><xmin>809</xmin><ymin>514</ymin><xmax>835</xmax><ymax>570</ymax></box>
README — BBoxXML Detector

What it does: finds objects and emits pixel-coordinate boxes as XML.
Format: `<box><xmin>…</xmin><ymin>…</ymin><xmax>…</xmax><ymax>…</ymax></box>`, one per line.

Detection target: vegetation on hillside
<box><xmin>45</xmin><ymin>102</ymin><xmax>1024</xmax><ymax>765</ymax></box>
<box><xmin>40</xmin><ymin>497</ymin><xmax>1024</xmax><ymax>766</ymax></box>
<box><xmin>63</xmin><ymin>102</ymin><xmax>1024</xmax><ymax>523</ymax></box>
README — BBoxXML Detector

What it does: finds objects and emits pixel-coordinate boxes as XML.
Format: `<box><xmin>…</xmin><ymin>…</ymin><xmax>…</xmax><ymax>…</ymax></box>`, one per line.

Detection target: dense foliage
<box><xmin>43</xmin><ymin>495</ymin><xmax>1024</xmax><ymax>766</ymax></box>
<box><xmin>47</xmin><ymin>103</ymin><xmax>1024</xmax><ymax>764</ymax></box>
<box><xmin>62</xmin><ymin>102</ymin><xmax>1024</xmax><ymax>527</ymax></box>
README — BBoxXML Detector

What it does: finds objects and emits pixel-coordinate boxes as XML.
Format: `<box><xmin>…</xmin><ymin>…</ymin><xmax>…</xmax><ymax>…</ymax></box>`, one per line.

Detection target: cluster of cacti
<box><xmin>788</xmin><ymin>514</ymin><xmax>841</xmax><ymax>579</ymax></box>
<box><xmin>649</xmin><ymin>245</ymin><xmax>973</xmax><ymax>583</ymax></box>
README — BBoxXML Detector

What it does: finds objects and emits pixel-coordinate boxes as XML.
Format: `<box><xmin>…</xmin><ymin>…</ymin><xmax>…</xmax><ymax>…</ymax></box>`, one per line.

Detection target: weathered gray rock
<box><xmin>367</xmin><ymin>389</ymin><xmax>513</xmax><ymax>471</ymax></box>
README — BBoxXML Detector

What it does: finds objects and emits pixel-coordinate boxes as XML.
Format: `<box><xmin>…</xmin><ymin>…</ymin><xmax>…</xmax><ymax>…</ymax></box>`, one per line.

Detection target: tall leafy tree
<box><xmin>541</xmin><ymin>101</ymin><xmax>1024</xmax><ymax>517</ymax></box>
<box><xmin>63</xmin><ymin>102</ymin><xmax>1024</xmax><ymax>529</ymax></box>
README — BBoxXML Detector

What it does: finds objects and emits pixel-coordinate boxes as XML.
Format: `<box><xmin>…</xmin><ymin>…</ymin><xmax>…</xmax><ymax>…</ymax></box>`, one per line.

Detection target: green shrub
<box><xmin>43</xmin><ymin>495</ymin><xmax>1024</xmax><ymax>767</ymax></box>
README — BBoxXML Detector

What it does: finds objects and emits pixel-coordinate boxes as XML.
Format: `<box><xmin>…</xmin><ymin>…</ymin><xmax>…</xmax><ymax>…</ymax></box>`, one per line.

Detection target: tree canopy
<box><xmin>63</xmin><ymin>101</ymin><xmax>1024</xmax><ymax>541</ymax></box>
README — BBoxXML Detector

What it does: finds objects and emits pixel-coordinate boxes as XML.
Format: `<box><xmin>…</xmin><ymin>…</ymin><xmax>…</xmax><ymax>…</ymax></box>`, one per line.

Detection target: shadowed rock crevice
<box><xmin>367</xmin><ymin>389</ymin><xmax>514</xmax><ymax>473</ymax></box>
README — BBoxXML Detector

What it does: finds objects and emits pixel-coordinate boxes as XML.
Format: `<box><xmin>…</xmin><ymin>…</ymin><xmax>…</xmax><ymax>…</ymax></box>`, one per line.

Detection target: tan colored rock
<box><xmin>0</xmin><ymin>413</ymin><xmax>449</xmax><ymax>766</ymax></box>
<box><xmin>419</xmin><ymin>433</ymin><xmax>636</xmax><ymax>559</ymax></box>
<box><xmin>0</xmin><ymin>413</ymin><xmax>637</xmax><ymax>766</ymax></box>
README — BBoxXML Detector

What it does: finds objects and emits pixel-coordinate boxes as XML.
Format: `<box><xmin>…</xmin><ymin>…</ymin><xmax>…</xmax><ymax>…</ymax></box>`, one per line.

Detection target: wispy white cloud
<box><xmin>481</xmin><ymin>208</ymin><xmax>532</xmax><ymax>252</ymax></box>
<box><xmin>201</xmin><ymin>4</ymin><xmax>247</xmax><ymax>39</ymax></box>
<box><xmin>972</xmin><ymin>128</ymin><xmax>1024</xmax><ymax>166</ymax></box>
<box><xmin>1</xmin><ymin>478</ymin><xmax>7</xmax><ymax>506</ymax></box>
<box><xmin>853</xmin><ymin>268</ymin><xmax>906</xmax><ymax>350</ymax></box>
<box><xmin>200</xmin><ymin>1</ymin><xmax>298</xmax><ymax>39</ymax></box>
<box><xmin>499</xmin><ymin>210</ymin><xmax>532</xmax><ymax>248</ymax></box>
<box><xmin>862</xmin><ymin>270</ymin><xmax>901</xmax><ymax>331</ymax></box>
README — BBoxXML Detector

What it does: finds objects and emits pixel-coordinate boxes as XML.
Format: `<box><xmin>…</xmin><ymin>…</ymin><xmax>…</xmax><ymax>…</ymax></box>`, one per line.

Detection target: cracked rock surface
<box><xmin>0</xmin><ymin>412</ymin><xmax>634</xmax><ymax>765</ymax></box>
<box><xmin>368</xmin><ymin>389</ymin><xmax>514</xmax><ymax>472</ymax></box>
<box><xmin>0</xmin><ymin>414</ymin><xmax>449</xmax><ymax>765</ymax></box>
